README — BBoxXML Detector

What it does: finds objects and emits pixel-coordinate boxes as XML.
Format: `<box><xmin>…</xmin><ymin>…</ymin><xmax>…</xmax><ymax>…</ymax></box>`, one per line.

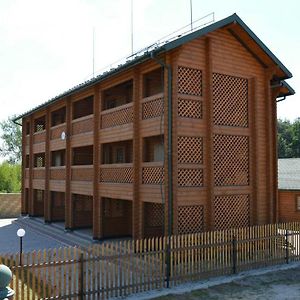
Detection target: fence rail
<box><xmin>1</xmin><ymin>222</ymin><xmax>300</xmax><ymax>299</ymax></box>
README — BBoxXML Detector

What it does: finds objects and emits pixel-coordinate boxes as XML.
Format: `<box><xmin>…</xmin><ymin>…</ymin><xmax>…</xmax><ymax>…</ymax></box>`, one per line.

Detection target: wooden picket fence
<box><xmin>1</xmin><ymin>222</ymin><xmax>300</xmax><ymax>299</ymax></box>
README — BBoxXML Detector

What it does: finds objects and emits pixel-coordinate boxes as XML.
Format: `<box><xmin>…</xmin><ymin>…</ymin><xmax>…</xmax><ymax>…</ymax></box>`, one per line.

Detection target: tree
<box><xmin>0</xmin><ymin>116</ymin><xmax>22</xmax><ymax>164</ymax></box>
<box><xmin>277</xmin><ymin>118</ymin><xmax>300</xmax><ymax>158</ymax></box>
<box><xmin>0</xmin><ymin>162</ymin><xmax>21</xmax><ymax>192</ymax></box>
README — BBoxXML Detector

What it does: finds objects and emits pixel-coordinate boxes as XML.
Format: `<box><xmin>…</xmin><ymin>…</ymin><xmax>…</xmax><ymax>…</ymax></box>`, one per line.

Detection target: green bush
<box><xmin>0</xmin><ymin>162</ymin><xmax>21</xmax><ymax>192</ymax></box>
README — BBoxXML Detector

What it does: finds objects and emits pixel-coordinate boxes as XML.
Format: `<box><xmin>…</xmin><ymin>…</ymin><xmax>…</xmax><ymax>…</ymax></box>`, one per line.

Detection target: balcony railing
<box><xmin>142</xmin><ymin>93</ymin><xmax>164</xmax><ymax>120</ymax></box>
<box><xmin>33</xmin><ymin>168</ymin><xmax>45</xmax><ymax>179</ymax></box>
<box><xmin>50</xmin><ymin>123</ymin><xmax>67</xmax><ymax>140</ymax></box>
<box><xmin>101</xmin><ymin>103</ymin><xmax>133</xmax><ymax>129</ymax></box>
<box><xmin>33</xmin><ymin>130</ymin><xmax>46</xmax><ymax>144</ymax></box>
<box><xmin>100</xmin><ymin>163</ymin><xmax>133</xmax><ymax>183</ymax></box>
<box><xmin>71</xmin><ymin>165</ymin><xmax>93</xmax><ymax>181</ymax></box>
<box><xmin>50</xmin><ymin>166</ymin><xmax>66</xmax><ymax>180</ymax></box>
<box><xmin>142</xmin><ymin>162</ymin><xmax>164</xmax><ymax>184</ymax></box>
<box><xmin>72</xmin><ymin>115</ymin><xmax>94</xmax><ymax>135</ymax></box>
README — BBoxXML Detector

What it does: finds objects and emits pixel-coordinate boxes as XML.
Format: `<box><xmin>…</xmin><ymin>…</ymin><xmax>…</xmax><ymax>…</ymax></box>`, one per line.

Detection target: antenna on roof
<box><xmin>190</xmin><ymin>0</ymin><xmax>193</xmax><ymax>31</ymax></box>
<box><xmin>131</xmin><ymin>0</ymin><xmax>134</xmax><ymax>55</ymax></box>
<box><xmin>93</xmin><ymin>27</ymin><xmax>95</xmax><ymax>78</ymax></box>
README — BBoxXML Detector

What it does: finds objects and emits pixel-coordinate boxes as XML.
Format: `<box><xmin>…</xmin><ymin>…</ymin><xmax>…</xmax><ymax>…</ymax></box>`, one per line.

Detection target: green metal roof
<box><xmin>14</xmin><ymin>13</ymin><xmax>294</xmax><ymax>123</ymax></box>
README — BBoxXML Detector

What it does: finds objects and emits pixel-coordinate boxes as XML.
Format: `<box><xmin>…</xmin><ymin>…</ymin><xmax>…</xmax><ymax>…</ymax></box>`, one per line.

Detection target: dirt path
<box><xmin>153</xmin><ymin>266</ymin><xmax>300</xmax><ymax>299</ymax></box>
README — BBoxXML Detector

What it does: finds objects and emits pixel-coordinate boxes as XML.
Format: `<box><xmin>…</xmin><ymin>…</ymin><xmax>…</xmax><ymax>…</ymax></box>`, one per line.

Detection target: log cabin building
<box><xmin>15</xmin><ymin>14</ymin><xmax>294</xmax><ymax>239</ymax></box>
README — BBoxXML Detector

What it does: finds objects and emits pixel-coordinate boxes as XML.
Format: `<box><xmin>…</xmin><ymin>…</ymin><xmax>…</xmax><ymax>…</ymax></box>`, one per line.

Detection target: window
<box><xmin>26</xmin><ymin>122</ymin><xmax>30</xmax><ymax>135</ymax></box>
<box><xmin>143</xmin><ymin>68</ymin><xmax>163</xmax><ymax>97</ymax></box>
<box><xmin>34</xmin><ymin>116</ymin><xmax>46</xmax><ymax>132</ymax></box>
<box><xmin>73</xmin><ymin>96</ymin><xmax>94</xmax><ymax>119</ymax></box>
<box><xmin>35</xmin><ymin>189</ymin><xmax>44</xmax><ymax>202</ymax></box>
<box><xmin>296</xmin><ymin>195</ymin><xmax>300</xmax><ymax>211</ymax></box>
<box><xmin>102</xmin><ymin>80</ymin><xmax>133</xmax><ymax>110</ymax></box>
<box><xmin>34</xmin><ymin>153</ymin><xmax>45</xmax><ymax>167</ymax></box>
<box><xmin>25</xmin><ymin>155</ymin><xmax>29</xmax><ymax>168</ymax></box>
<box><xmin>51</xmin><ymin>107</ymin><xmax>66</xmax><ymax>126</ymax></box>
<box><xmin>72</xmin><ymin>145</ymin><xmax>93</xmax><ymax>165</ymax></box>
<box><xmin>115</xmin><ymin>147</ymin><xmax>125</xmax><ymax>163</ymax></box>
<box><xmin>143</xmin><ymin>135</ymin><xmax>164</xmax><ymax>162</ymax></box>
<box><xmin>51</xmin><ymin>150</ymin><xmax>65</xmax><ymax>166</ymax></box>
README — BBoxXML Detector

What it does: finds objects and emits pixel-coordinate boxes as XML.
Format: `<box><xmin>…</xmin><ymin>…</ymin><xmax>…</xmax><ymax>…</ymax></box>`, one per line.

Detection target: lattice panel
<box><xmin>33</xmin><ymin>169</ymin><xmax>45</xmax><ymax>179</ymax></box>
<box><xmin>100</xmin><ymin>167</ymin><xmax>133</xmax><ymax>183</ymax></box>
<box><xmin>178</xmin><ymin>98</ymin><xmax>202</xmax><ymax>119</ymax></box>
<box><xmin>178</xmin><ymin>136</ymin><xmax>203</xmax><ymax>164</ymax></box>
<box><xmin>214</xmin><ymin>194</ymin><xmax>250</xmax><ymax>230</ymax></box>
<box><xmin>142</xmin><ymin>97</ymin><xmax>164</xmax><ymax>119</ymax></box>
<box><xmin>178</xmin><ymin>66</ymin><xmax>202</xmax><ymax>96</ymax></box>
<box><xmin>51</xmin><ymin>125</ymin><xmax>66</xmax><ymax>140</ymax></box>
<box><xmin>178</xmin><ymin>168</ymin><xmax>203</xmax><ymax>187</ymax></box>
<box><xmin>50</xmin><ymin>168</ymin><xmax>66</xmax><ymax>180</ymax></box>
<box><xmin>178</xmin><ymin>205</ymin><xmax>204</xmax><ymax>234</ymax></box>
<box><xmin>71</xmin><ymin>168</ymin><xmax>93</xmax><ymax>181</ymax></box>
<box><xmin>142</xmin><ymin>167</ymin><xmax>164</xmax><ymax>184</ymax></box>
<box><xmin>101</xmin><ymin>106</ymin><xmax>133</xmax><ymax>128</ymax></box>
<box><xmin>33</xmin><ymin>132</ymin><xmax>45</xmax><ymax>144</ymax></box>
<box><xmin>213</xmin><ymin>73</ymin><xmax>248</xmax><ymax>127</ymax></box>
<box><xmin>144</xmin><ymin>203</ymin><xmax>164</xmax><ymax>227</ymax></box>
<box><xmin>213</xmin><ymin>134</ymin><xmax>249</xmax><ymax>186</ymax></box>
<box><xmin>72</xmin><ymin>118</ymin><xmax>93</xmax><ymax>135</ymax></box>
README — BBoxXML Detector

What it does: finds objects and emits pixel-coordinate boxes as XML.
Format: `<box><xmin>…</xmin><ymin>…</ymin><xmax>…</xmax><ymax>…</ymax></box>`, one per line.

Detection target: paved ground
<box><xmin>0</xmin><ymin>218</ymin><xmax>66</xmax><ymax>254</ymax></box>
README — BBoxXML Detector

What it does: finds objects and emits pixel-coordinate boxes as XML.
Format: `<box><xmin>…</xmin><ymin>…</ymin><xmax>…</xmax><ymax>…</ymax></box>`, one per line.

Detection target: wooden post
<box><xmin>93</xmin><ymin>86</ymin><xmax>101</xmax><ymax>239</ymax></box>
<box><xmin>133</xmin><ymin>69</ymin><xmax>141</xmax><ymax>239</ymax></box>
<box><xmin>29</xmin><ymin>115</ymin><xmax>34</xmax><ymax>216</ymax></box>
<box><xmin>204</xmin><ymin>37</ymin><xmax>214</xmax><ymax>231</ymax></box>
<box><xmin>44</xmin><ymin>108</ymin><xmax>51</xmax><ymax>222</ymax></box>
<box><xmin>21</xmin><ymin>118</ymin><xmax>27</xmax><ymax>215</ymax></box>
<box><xmin>249</xmin><ymin>78</ymin><xmax>258</xmax><ymax>225</ymax></box>
<box><xmin>65</xmin><ymin>97</ymin><xmax>73</xmax><ymax>229</ymax></box>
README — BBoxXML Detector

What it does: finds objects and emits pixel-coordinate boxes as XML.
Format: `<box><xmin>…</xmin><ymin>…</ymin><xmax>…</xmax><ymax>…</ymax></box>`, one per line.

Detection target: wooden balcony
<box><xmin>71</xmin><ymin>165</ymin><xmax>93</xmax><ymax>181</ymax></box>
<box><xmin>33</xmin><ymin>130</ymin><xmax>46</xmax><ymax>144</ymax></box>
<box><xmin>72</xmin><ymin>115</ymin><xmax>94</xmax><ymax>135</ymax></box>
<box><xmin>99</xmin><ymin>163</ymin><xmax>133</xmax><ymax>183</ymax></box>
<box><xmin>101</xmin><ymin>103</ymin><xmax>133</xmax><ymax>129</ymax></box>
<box><xmin>50</xmin><ymin>123</ymin><xmax>66</xmax><ymax>140</ymax></box>
<box><xmin>50</xmin><ymin>166</ymin><xmax>66</xmax><ymax>180</ymax></box>
<box><xmin>33</xmin><ymin>168</ymin><xmax>45</xmax><ymax>179</ymax></box>
<box><xmin>141</xmin><ymin>93</ymin><xmax>164</xmax><ymax>120</ymax></box>
<box><xmin>142</xmin><ymin>162</ymin><xmax>164</xmax><ymax>185</ymax></box>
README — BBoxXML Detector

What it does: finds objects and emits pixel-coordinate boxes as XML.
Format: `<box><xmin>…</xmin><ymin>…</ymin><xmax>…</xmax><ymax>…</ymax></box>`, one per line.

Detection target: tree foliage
<box><xmin>0</xmin><ymin>162</ymin><xmax>21</xmax><ymax>192</ymax></box>
<box><xmin>278</xmin><ymin>118</ymin><xmax>300</xmax><ymax>158</ymax></box>
<box><xmin>0</xmin><ymin>116</ymin><xmax>22</xmax><ymax>164</ymax></box>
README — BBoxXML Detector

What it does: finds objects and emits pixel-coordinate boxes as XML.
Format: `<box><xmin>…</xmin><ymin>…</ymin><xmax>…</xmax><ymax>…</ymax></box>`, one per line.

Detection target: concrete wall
<box><xmin>0</xmin><ymin>193</ymin><xmax>21</xmax><ymax>218</ymax></box>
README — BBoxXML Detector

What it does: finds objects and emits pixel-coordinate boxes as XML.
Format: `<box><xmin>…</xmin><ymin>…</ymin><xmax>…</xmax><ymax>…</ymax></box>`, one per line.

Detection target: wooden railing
<box><xmin>71</xmin><ymin>165</ymin><xmax>93</xmax><ymax>181</ymax></box>
<box><xmin>1</xmin><ymin>222</ymin><xmax>300</xmax><ymax>299</ymax></box>
<box><xmin>99</xmin><ymin>163</ymin><xmax>133</xmax><ymax>183</ymax></box>
<box><xmin>33</xmin><ymin>130</ymin><xmax>46</xmax><ymax>144</ymax></box>
<box><xmin>100</xmin><ymin>103</ymin><xmax>133</xmax><ymax>128</ymax></box>
<box><xmin>33</xmin><ymin>168</ymin><xmax>45</xmax><ymax>179</ymax></box>
<box><xmin>72</xmin><ymin>115</ymin><xmax>94</xmax><ymax>135</ymax></box>
<box><xmin>142</xmin><ymin>161</ymin><xmax>164</xmax><ymax>184</ymax></box>
<box><xmin>50</xmin><ymin>166</ymin><xmax>66</xmax><ymax>180</ymax></box>
<box><xmin>142</xmin><ymin>93</ymin><xmax>164</xmax><ymax>120</ymax></box>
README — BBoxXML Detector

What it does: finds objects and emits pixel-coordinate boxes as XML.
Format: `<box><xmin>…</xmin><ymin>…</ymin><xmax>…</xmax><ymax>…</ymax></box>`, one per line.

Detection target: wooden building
<box><xmin>15</xmin><ymin>14</ymin><xmax>294</xmax><ymax>239</ymax></box>
<box><xmin>278</xmin><ymin>158</ymin><xmax>300</xmax><ymax>222</ymax></box>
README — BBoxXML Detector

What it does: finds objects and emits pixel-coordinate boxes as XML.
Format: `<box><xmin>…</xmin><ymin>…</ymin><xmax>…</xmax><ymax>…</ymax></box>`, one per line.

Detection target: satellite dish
<box><xmin>61</xmin><ymin>131</ymin><xmax>66</xmax><ymax>140</ymax></box>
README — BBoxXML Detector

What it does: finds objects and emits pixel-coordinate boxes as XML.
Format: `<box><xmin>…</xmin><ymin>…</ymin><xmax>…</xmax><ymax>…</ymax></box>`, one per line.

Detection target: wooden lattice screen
<box><xmin>178</xmin><ymin>66</ymin><xmax>202</xmax><ymax>96</ymax></box>
<box><xmin>213</xmin><ymin>134</ymin><xmax>249</xmax><ymax>186</ymax></box>
<box><xmin>142</xmin><ymin>167</ymin><xmax>164</xmax><ymax>184</ymax></box>
<box><xmin>144</xmin><ymin>203</ymin><xmax>164</xmax><ymax>228</ymax></box>
<box><xmin>178</xmin><ymin>136</ymin><xmax>203</xmax><ymax>164</ymax></box>
<box><xmin>101</xmin><ymin>106</ymin><xmax>133</xmax><ymax>128</ymax></box>
<box><xmin>213</xmin><ymin>73</ymin><xmax>248</xmax><ymax>127</ymax></box>
<box><xmin>178</xmin><ymin>168</ymin><xmax>203</xmax><ymax>187</ymax></box>
<box><xmin>178</xmin><ymin>98</ymin><xmax>203</xmax><ymax>119</ymax></box>
<box><xmin>142</xmin><ymin>97</ymin><xmax>164</xmax><ymax>119</ymax></box>
<box><xmin>214</xmin><ymin>194</ymin><xmax>250</xmax><ymax>230</ymax></box>
<box><xmin>178</xmin><ymin>205</ymin><xmax>204</xmax><ymax>234</ymax></box>
<box><xmin>100</xmin><ymin>167</ymin><xmax>133</xmax><ymax>183</ymax></box>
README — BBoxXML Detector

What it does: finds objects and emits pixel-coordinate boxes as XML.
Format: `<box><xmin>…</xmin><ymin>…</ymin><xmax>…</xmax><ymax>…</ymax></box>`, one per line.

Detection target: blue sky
<box><xmin>0</xmin><ymin>0</ymin><xmax>299</xmax><ymax>123</ymax></box>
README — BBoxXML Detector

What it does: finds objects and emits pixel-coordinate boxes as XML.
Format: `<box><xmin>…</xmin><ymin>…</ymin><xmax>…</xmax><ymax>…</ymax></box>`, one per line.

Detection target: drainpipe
<box><xmin>150</xmin><ymin>52</ymin><xmax>173</xmax><ymax>287</ymax></box>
